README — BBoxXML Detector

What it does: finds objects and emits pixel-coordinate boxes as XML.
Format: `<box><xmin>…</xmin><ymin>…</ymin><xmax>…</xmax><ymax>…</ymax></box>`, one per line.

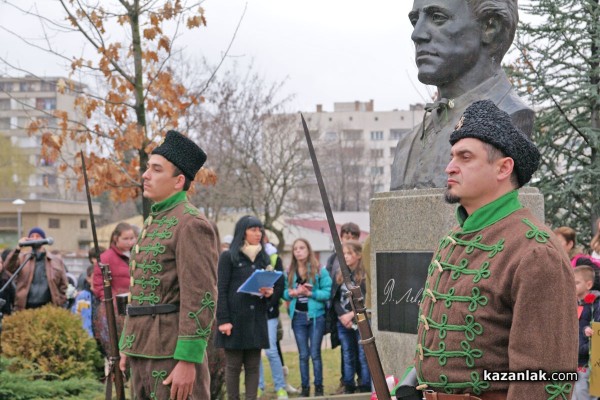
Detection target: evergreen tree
<box><xmin>507</xmin><ymin>0</ymin><xmax>600</xmax><ymax>245</ymax></box>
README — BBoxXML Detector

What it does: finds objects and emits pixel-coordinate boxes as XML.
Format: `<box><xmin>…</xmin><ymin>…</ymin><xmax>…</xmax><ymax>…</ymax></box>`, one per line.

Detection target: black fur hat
<box><xmin>152</xmin><ymin>130</ymin><xmax>207</xmax><ymax>180</ymax></box>
<box><xmin>450</xmin><ymin>100</ymin><xmax>540</xmax><ymax>187</ymax></box>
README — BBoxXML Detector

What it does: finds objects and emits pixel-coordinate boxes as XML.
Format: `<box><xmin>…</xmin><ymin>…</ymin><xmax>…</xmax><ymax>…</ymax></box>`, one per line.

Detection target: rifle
<box><xmin>300</xmin><ymin>114</ymin><xmax>391</xmax><ymax>400</ymax></box>
<box><xmin>81</xmin><ymin>151</ymin><xmax>126</xmax><ymax>400</ymax></box>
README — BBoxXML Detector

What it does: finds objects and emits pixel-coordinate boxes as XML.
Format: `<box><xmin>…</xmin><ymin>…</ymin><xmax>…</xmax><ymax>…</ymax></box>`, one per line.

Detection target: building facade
<box><xmin>300</xmin><ymin>100</ymin><xmax>424</xmax><ymax>211</ymax></box>
<box><xmin>0</xmin><ymin>75</ymin><xmax>83</xmax><ymax>200</ymax></box>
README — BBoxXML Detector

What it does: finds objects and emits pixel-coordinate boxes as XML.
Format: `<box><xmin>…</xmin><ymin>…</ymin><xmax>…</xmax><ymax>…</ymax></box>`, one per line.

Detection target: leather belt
<box><xmin>126</xmin><ymin>303</ymin><xmax>178</xmax><ymax>316</ymax></box>
<box><xmin>424</xmin><ymin>391</ymin><xmax>506</xmax><ymax>400</ymax></box>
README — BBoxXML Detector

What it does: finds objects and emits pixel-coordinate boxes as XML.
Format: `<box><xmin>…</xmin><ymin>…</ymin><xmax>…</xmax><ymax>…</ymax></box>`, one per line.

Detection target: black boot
<box><xmin>359</xmin><ymin>385</ymin><xmax>371</xmax><ymax>393</ymax></box>
<box><xmin>300</xmin><ymin>386</ymin><xmax>310</xmax><ymax>397</ymax></box>
<box><xmin>343</xmin><ymin>384</ymin><xmax>356</xmax><ymax>394</ymax></box>
<box><xmin>314</xmin><ymin>385</ymin><xmax>324</xmax><ymax>396</ymax></box>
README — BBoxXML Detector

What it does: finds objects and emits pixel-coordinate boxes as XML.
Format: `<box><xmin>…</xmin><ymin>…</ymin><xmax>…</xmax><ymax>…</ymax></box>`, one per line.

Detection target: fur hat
<box><xmin>28</xmin><ymin>227</ymin><xmax>46</xmax><ymax>239</ymax></box>
<box><xmin>450</xmin><ymin>100</ymin><xmax>540</xmax><ymax>187</ymax></box>
<box><xmin>152</xmin><ymin>130</ymin><xmax>207</xmax><ymax>180</ymax></box>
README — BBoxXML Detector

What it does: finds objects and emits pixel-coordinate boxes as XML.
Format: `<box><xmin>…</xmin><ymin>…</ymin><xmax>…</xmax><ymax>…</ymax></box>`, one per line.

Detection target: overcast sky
<box><xmin>0</xmin><ymin>1</ymin><xmax>432</xmax><ymax>112</ymax></box>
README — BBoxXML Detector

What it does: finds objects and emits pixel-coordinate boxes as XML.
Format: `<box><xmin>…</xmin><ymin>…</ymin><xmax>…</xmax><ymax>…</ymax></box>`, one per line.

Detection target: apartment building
<box><xmin>301</xmin><ymin>100</ymin><xmax>424</xmax><ymax>211</ymax></box>
<box><xmin>0</xmin><ymin>75</ymin><xmax>83</xmax><ymax>200</ymax></box>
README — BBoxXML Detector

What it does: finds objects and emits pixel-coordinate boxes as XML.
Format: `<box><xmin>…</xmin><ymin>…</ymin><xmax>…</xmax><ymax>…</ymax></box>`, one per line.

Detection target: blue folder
<box><xmin>237</xmin><ymin>269</ymin><xmax>283</xmax><ymax>296</ymax></box>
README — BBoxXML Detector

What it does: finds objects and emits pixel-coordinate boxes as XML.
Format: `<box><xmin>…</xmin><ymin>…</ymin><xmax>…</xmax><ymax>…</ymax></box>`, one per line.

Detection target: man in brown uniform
<box><xmin>414</xmin><ymin>100</ymin><xmax>577</xmax><ymax>399</ymax></box>
<box><xmin>119</xmin><ymin>130</ymin><xmax>218</xmax><ymax>400</ymax></box>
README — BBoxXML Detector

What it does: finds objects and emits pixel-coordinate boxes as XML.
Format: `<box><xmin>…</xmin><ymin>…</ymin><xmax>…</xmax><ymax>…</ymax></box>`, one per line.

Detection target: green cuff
<box><xmin>174</xmin><ymin>338</ymin><xmax>207</xmax><ymax>363</ymax></box>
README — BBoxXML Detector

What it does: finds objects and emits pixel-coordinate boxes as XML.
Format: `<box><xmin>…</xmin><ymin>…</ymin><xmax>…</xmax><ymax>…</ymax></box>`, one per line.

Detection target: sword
<box><xmin>300</xmin><ymin>114</ymin><xmax>391</xmax><ymax>400</ymax></box>
<box><xmin>81</xmin><ymin>151</ymin><xmax>126</xmax><ymax>400</ymax></box>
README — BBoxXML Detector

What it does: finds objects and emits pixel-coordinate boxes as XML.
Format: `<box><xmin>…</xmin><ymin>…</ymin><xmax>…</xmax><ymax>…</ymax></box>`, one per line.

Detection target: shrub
<box><xmin>0</xmin><ymin>359</ymin><xmax>104</xmax><ymax>400</ymax></box>
<box><xmin>1</xmin><ymin>305</ymin><xmax>103</xmax><ymax>379</ymax></box>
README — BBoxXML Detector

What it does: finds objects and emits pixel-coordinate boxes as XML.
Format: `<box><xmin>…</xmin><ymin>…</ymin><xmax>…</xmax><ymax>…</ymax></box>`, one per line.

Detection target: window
<box><xmin>0</xmin><ymin>82</ymin><xmax>13</xmax><ymax>92</ymax></box>
<box><xmin>371</xmin><ymin>183</ymin><xmax>385</xmax><ymax>193</ymax></box>
<box><xmin>80</xmin><ymin>219</ymin><xmax>88</xmax><ymax>229</ymax></box>
<box><xmin>20</xmin><ymin>82</ymin><xmax>36</xmax><ymax>92</ymax></box>
<box><xmin>370</xmin><ymin>131</ymin><xmax>384</xmax><ymax>141</ymax></box>
<box><xmin>35</xmin><ymin>98</ymin><xmax>56</xmax><ymax>110</ymax></box>
<box><xmin>343</xmin><ymin>129</ymin><xmax>362</xmax><ymax>141</ymax></box>
<box><xmin>0</xmin><ymin>99</ymin><xmax>10</xmax><ymax>110</ymax></box>
<box><xmin>371</xmin><ymin>149</ymin><xmax>384</xmax><ymax>158</ymax></box>
<box><xmin>41</xmin><ymin>81</ymin><xmax>56</xmax><ymax>92</ymax></box>
<box><xmin>43</xmin><ymin>174</ymin><xmax>57</xmax><ymax>185</ymax></box>
<box><xmin>49</xmin><ymin>218</ymin><xmax>60</xmax><ymax>228</ymax></box>
<box><xmin>0</xmin><ymin>217</ymin><xmax>17</xmax><ymax>228</ymax></box>
<box><xmin>324</xmin><ymin>131</ymin><xmax>337</xmax><ymax>141</ymax></box>
<box><xmin>390</xmin><ymin>129</ymin><xmax>410</xmax><ymax>140</ymax></box>
<box><xmin>0</xmin><ymin>118</ymin><xmax>10</xmax><ymax>130</ymax></box>
<box><xmin>370</xmin><ymin>166</ymin><xmax>384</xmax><ymax>176</ymax></box>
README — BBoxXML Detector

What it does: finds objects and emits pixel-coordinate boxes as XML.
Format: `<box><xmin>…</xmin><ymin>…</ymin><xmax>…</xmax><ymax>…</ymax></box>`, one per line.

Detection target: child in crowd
<box><xmin>575</xmin><ymin>265</ymin><xmax>600</xmax><ymax>400</ymax></box>
<box><xmin>331</xmin><ymin>240</ymin><xmax>371</xmax><ymax>394</ymax></box>
<box><xmin>71</xmin><ymin>265</ymin><xmax>94</xmax><ymax>337</ymax></box>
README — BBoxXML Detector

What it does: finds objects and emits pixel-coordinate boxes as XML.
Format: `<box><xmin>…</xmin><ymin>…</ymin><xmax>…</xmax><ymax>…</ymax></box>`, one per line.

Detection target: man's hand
<box><xmin>119</xmin><ymin>353</ymin><xmax>127</xmax><ymax>373</ymax></box>
<box><xmin>163</xmin><ymin>360</ymin><xmax>196</xmax><ymax>400</ymax></box>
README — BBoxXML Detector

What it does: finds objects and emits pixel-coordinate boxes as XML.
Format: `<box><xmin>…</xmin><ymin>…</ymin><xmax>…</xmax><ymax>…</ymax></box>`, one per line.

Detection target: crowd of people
<box><xmin>0</xmin><ymin>126</ymin><xmax>598</xmax><ymax>400</ymax></box>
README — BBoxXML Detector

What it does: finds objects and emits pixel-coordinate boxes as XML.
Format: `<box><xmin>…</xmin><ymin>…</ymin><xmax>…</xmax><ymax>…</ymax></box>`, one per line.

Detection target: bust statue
<box><xmin>390</xmin><ymin>0</ymin><xmax>533</xmax><ymax>190</ymax></box>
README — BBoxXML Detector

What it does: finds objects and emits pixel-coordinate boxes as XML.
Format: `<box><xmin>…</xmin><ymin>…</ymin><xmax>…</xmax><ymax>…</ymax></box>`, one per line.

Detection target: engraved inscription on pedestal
<box><xmin>377</xmin><ymin>252</ymin><xmax>431</xmax><ymax>334</ymax></box>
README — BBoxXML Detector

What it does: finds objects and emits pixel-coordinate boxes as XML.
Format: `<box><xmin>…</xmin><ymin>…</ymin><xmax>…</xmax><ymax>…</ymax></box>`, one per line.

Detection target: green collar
<box><xmin>150</xmin><ymin>191</ymin><xmax>188</xmax><ymax>215</ymax></box>
<box><xmin>456</xmin><ymin>190</ymin><xmax>522</xmax><ymax>233</ymax></box>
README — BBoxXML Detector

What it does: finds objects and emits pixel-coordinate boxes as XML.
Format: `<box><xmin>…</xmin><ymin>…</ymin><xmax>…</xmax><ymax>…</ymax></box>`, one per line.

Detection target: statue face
<box><xmin>409</xmin><ymin>0</ymin><xmax>483</xmax><ymax>87</ymax></box>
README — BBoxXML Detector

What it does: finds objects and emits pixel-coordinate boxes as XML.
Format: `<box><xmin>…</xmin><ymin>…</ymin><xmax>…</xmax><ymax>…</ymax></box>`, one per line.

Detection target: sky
<box><xmin>0</xmin><ymin>1</ymin><xmax>431</xmax><ymax>113</ymax></box>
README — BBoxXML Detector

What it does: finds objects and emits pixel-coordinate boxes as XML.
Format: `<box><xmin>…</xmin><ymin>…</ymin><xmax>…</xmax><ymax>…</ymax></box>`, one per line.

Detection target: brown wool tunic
<box><xmin>415</xmin><ymin>191</ymin><xmax>577</xmax><ymax>399</ymax></box>
<box><xmin>120</xmin><ymin>191</ymin><xmax>218</xmax><ymax>397</ymax></box>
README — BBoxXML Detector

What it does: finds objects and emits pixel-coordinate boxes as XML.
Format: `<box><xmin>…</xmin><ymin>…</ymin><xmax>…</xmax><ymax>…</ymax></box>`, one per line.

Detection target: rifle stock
<box><xmin>81</xmin><ymin>151</ymin><xmax>126</xmax><ymax>400</ymax></box>
<box><xmin>300</xmin><ymin>114</ymin><xmax>391</xmax><ymax>400</ymax></box>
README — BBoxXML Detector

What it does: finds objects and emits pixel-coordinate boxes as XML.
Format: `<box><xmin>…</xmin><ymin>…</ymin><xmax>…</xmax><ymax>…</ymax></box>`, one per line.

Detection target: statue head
<box><xmin>409</xmin><ymin>0</ymin><xmax>518</xmax><ymax>88</ymax></box>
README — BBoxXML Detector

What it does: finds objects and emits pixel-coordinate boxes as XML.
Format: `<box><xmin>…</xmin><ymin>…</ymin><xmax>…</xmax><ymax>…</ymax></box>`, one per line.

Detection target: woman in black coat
<box><xmin>216</xmin><ymin>216</ymin><xmax>274</xmax><ymax>400</ymax></box>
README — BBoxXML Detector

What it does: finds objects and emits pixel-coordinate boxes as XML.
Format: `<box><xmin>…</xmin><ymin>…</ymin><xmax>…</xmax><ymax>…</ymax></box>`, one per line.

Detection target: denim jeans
<box><xmin>258</xmin><ymin>317</ymin><xmax>286</xmax><ymax>391</ymax></box>
<box><xmin>336</xmin><ymin>320</ymin><xmax>371</xmax><ymax>387</ymax></box>
<box><xmin>292</xmin><ymin>311</ymin><xmax>325</xmax><ymax>387</ymax></box>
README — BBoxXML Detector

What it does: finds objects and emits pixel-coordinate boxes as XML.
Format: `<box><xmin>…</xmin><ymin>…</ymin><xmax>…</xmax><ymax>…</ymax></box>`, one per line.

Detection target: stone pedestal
<box><xmin>369</xmin><ymin>187</ymin><xmax>544</xmax><ymax>380</ymax></box>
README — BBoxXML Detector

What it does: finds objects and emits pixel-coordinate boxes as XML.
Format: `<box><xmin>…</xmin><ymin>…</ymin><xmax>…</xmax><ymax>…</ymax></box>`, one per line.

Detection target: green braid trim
<box><xmin>432</xmin><ymin>287</ymin><xmax>488</xmax><ymax>312</ymax></box>
<box><xmin>418</xmin><ymin>372</ymin><xmax>490</xmax><ymax>395</ymax></box>
<box><xmin>188</xmin><ymin>292</ymin><xmax>216</xmax><ymax>340</ymax></box>
<box><xmin>151</xmin><ymin>369</ymin><xmax>168</xmax><ymax>399</ymax></box>
<box><xmin>424</xmin><ymin>313</ymin><xmax>483</xmax><ymax>341</ymax></box>
<box><xmin>121</xmin><ymin>334</ymin><xmax>135</xmax><ymax>350</ymax></box>
<box><xmin>183</xmin><ymin>204</ymin><xmax>200</xmax><ymax>216</ymax></box>
<box><xmin>133</xmin><ymin>276</ymin><xmax>160</xmax><ymax>291</ymax></box>
<box><xmin>136</xmin><ymin>260</ymin><xmax>163</xmax><ymax>274</ymax></box>
<box><xmin>422</xmin><ymin>340</ymin><xmax>483</xmax><ymax>367</ymax></box>
<box><xmin>153</xmin><ymin>216</ymin><xmax>178</xmax><ymax>229</ymax></box>
<box><xmin>523</xmin><ymin>218</ymin><xmax>550</xmax><ymax>243</ymax></box>
<box><xmin>454</xmin><ymin>234</ymin><xmax>505</xmax><ymax>257</ymax></box>
<box><xmin>132</xmin><ymin>291</ymin><xmax>160</xmax><ymax>305</ymax></box>
<box><xmin>139</xmin><ymin>243</ymin><xmax>166</xmax><ymax>256</ymax></box>
<box><xmin>545</xmin><ymin>380</ymin><xmax>572</xmax><ymax>400</ymax></box>
<box><xmin>146</xmin><ymin>229</ymin><xmax>173</xmax><ymax>240</ymax></box>
<box><xmin>439</xmin><ymin>258</ymin><xmax>491</xmax><ymax>283</ymax></box>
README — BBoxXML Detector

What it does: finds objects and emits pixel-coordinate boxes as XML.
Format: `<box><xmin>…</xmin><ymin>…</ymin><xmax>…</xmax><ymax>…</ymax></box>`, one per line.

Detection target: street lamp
<box><xmin>12</xmin><ymin>198</ymin><xmax>25</xmax><ymax>239</ymax></box>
